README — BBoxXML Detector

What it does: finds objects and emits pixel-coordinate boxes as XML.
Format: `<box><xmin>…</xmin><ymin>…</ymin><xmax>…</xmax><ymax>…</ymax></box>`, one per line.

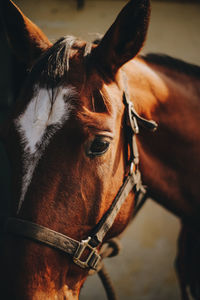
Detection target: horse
<box><xmin>0</xmin><ymin>0</ymin><xmax>200</xmax><ymax>299</ymax></box>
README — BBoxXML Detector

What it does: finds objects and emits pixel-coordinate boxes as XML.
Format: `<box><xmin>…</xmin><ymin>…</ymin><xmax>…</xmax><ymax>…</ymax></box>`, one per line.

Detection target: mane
<box><xmin>141</xmin><ymin>53</ymin><xmax>200</xmax><ymax>79</ymax></box>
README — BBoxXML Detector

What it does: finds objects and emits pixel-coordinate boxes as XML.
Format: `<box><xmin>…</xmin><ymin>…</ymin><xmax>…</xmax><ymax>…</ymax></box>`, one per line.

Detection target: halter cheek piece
<box><xmin>5</xmin><ymin>87</ymin><xmax>157</xmax><ymax>271</ymax></box>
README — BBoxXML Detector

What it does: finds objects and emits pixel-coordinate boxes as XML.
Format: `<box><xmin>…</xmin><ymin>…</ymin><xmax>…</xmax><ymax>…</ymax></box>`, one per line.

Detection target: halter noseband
<box><xmin>5</xmin><ymin>86</ymin><xmax>157</xmax><ymax>271</ymax></box>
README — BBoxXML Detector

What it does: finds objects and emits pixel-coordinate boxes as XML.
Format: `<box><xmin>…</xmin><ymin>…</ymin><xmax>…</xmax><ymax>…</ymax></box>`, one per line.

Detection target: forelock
<box><xmin>28</xmin><ymin>36</ymin><xmax>85</xmax><ymax>87</ymax></box>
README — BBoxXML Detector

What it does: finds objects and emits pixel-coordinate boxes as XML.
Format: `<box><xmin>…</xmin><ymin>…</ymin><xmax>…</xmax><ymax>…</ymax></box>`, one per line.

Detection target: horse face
<box><xmin>5</xmin><ymin>40</ymin><xmax>131</xmax><ymax>299</ymax></box>
<box><xmin>1</xmin><ymin>0</ymin><xmax>150</xmax><ymax>298</ymax></box>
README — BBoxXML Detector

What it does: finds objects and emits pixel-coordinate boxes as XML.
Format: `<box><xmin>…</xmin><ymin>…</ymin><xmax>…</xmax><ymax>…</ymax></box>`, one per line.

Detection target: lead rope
<box><xmin>98</xmin><ymin>266</ymin><xmax>117</xmax><ymax>300</ymax></box>
<box><xmin>98</xmin><ymin>239</ymin><xmax>121</xmax><ymax>300</ymax></box>
<box><xmin>88</xmin><ymin>238</ymin><xmax>121</xmax><ymax>300</ymax></box>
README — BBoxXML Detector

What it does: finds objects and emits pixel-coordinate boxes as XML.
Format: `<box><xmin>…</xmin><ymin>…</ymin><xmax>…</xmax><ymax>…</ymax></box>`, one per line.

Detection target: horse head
<box><xmin>1</xmin><ymin>0</ymin><xmax>150</xmax><ymax>299</ymax></box>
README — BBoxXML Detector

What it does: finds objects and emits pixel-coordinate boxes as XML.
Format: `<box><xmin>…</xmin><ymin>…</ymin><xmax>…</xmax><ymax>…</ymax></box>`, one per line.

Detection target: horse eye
<box><xmin>87</xmin><ymin>137</ymin><xmax>110</xmax><ymax>157</ymax></box>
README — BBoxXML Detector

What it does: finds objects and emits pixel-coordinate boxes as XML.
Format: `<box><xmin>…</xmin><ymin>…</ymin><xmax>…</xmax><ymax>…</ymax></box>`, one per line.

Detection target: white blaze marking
<box><xmin>15</xmin><ymin>85</ymin><xmax>76</xmax><ymax>213</ymax></box>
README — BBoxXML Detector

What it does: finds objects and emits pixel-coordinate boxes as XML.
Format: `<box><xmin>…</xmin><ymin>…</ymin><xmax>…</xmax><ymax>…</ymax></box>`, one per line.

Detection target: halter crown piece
<box><xmin>5</xmin><ymin>77</ymin><xmax>158</xmax><ymax>271</ymax></box>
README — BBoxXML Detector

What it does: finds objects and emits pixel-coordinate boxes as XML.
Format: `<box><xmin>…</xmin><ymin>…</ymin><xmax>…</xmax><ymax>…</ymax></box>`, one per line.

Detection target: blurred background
<box><xmin>0</xmin><ymin>0</ymin><xmax>200</xmax><ymax>299</ymax></box>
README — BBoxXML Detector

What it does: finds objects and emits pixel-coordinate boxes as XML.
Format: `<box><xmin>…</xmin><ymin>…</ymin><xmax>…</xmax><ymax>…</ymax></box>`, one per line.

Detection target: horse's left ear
<box><xmin>0</xmin><ymin>0</ymin><xmax>52</xmax><ymax>66</ymax></box>
<box><xmin>92</xmin><ymin>0</ymin><xmax>150</xmax><ymax>77</ymax></box>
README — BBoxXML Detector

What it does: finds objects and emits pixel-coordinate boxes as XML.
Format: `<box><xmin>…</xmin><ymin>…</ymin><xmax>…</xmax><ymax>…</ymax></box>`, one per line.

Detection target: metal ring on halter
<box><xmin>129</xmin><ymin>162</ymin><xmax>134</xmax><ymax>175</ymax></box>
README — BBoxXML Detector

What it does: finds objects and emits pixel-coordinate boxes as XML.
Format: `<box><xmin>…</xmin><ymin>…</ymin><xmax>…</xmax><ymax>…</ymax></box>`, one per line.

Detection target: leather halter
<box><xmin>5</xmin><ymin>88</ymin><xmax>157</xmax><ymax>271</ymax></box>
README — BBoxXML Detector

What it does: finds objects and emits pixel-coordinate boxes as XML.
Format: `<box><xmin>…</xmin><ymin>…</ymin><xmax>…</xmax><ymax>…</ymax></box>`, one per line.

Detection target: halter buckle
<box><xmin>73</xmin><ymin>237</ymin><xmax>101</xmax><ymax>270</ymax></box>
<box><xmin>127</xmin><ymin>101</ymin><xmax>139</xmax><ymax>134</ymax></box>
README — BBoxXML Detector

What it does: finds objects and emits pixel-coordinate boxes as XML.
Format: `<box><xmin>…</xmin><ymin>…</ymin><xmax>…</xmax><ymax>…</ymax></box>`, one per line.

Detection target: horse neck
<box><xmin>124</xmin><ymin>58</ymin><xmax>200</xmax><ymax>225</ymax></box>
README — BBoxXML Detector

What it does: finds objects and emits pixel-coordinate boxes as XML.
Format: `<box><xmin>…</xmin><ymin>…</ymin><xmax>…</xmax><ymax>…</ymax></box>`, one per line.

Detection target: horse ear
<box><xmin>92</xmin><ymin>0</ymin><xmax>150</xmax><ymax>77</ymax></box>
<box><xmin>0</xmin><ymin>0</ymin><xmax>52</xmax><ymax>66</ymax></box>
